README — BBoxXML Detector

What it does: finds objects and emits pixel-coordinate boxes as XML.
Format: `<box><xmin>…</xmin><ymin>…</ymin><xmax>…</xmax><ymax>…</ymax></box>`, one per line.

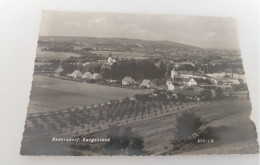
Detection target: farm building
<box><xmin>172</xmin><ymin>77</ymin><xmax>191</xmax><ymax>86</ymax></box>
<box><xmin>82</xmin><ymin>72</ymin><xmax>92</xmax><ymax>79</ymax></box>
<box><xmin>211</xmin><ymin>77</ymin><xmax>240</xmax><ymax>86</ymax></box>
<box><xmin>188</xmin><ymin>78</ymin><xmax>214</xmax><ymax>86</ymax></box>
<box><xmin>122</xmin><ymin>77</ymin><xmax>136</xmax><ymax>86</ymax></box>
<box><xmin>140</xmin><ymin>79</ymin><xmax>155</xmax><ymax>88</ymax></box>
<box><xmin>91</xmin><ymin>73</ymin><xmax>102</xmax><ymax>80</ymax></box>
<box><xmin>54</xmin><ymin>66</ymin><xmax>66</xmax><ymax>77</ymax></box>
<box><xmin>167</xmin><ymin>82</ymin><xmax>181</xmax><ymax>91</ymax></box>
<box><xmin>67</xmin><ymin>70</ymin><xmax>82</xmax><ymax>78</ymax></box>
<box><xmin>208</xmin><ymin>77</ymin><xmax>218</xmax><ymax>85</ymax></box>
<box><xmin>166</xmin><ymin>79</ymin><xmax>182</xmax><ymax>91</ymax></box>
<box><xmin>171</xmin><ymin>68</ymin><xmax>194</xmax><ymax>79</ymax></box>
<box><xmin>206</xmin><ymin>72</ymin><xmax>226</xmax><ymax>78</ymax></box>
<box><xmin>221</xmin><ymin>79</ymin><xmax>240</xmax><ymax>86</ymax></box>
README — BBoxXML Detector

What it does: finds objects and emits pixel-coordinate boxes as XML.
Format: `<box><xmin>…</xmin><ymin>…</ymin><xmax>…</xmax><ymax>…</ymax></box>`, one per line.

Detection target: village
<box><xmin>43</xmin><ymin>53</ymin><xmax>248</xmax><ymax>102</ymax></box>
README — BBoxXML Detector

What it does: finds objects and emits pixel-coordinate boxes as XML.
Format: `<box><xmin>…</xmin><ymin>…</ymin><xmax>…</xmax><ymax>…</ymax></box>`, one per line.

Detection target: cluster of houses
<box><xmin>120</xmin><ymin>67</ymin><xmax>214</xmax><ymax>90</ymax></box>
<box><xmin>52</xmin><ymin>56</ymin><xmax>116</xmax><ymax>81</ymax></box>
<box><xmin>121</xmin><ymin>77</ymin><xmax>155</xmax><ymax>89</ymax></box>
<box><xmin>54</xmin><ymin>65</ymin><xmax>102</xmax><ymax>80</ymax></box>
<box><xmin>165</xmin><ymin>68</ymin><xmax>214</xmax><ymax>91</ymax></box>
<box><xmin>206</xmin><ymin>72</ymin><xmax>245</xmax><ymax>87</ymax></box>
<box><xmin>165</xmin><ymin>67</ymin><xmax>245</xmax><ymax>91</ymax></box>
<box><xmin>53</xmin><ymin>58</ymin><xmax>245</xmax><ymax>94</ymax></box>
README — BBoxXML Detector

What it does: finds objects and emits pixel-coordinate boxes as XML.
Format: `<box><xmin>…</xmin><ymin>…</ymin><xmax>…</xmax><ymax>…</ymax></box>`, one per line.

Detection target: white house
<box><xmin>67</xmin><ymin>70</ymin><xmax>82</xmax><ymax>78</ymax></box>
<box><xmin>122</xmin><ymin>77</ymin><xmax>136</xmax><ymax>85</ymax></box>
<box><xmin>171</xmin><ymin>68</ymin><xmax>194</xmax><ymax>79</ymax></box>
<box><xmin>91</xmin><ymin>73</ymin><xmax>102</xmax><ymax>80</ymax></box>
<box><xmin>168</xmin><ymin>82</ymin><xmax>181</xmax><ymax>91</ymax></box>
<box><xmin>140</xmin><ymin>79</ymin><xmax>154</xmax><ymax>88</ymax></box>
<box><xmin>82</xmin><ymin>72</ymin><xmax>92</xmax><ymax>79</ymax></box>
<box><xmin>188</xmin><ymin>78</ymin><xmax>214</xmax><ymax>86</ymax></box>
<box><xmin>188</xmin><ymin>78</ymin><xmax>198</xmax><ymax>86</ymax></box>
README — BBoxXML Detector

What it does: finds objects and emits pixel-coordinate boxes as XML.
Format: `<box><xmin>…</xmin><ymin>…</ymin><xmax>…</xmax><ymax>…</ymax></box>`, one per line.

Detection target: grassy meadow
<box><xmin>27</xmin><ymin>75</ymin><xmax>148</xmax><ymax>114</ymax></box>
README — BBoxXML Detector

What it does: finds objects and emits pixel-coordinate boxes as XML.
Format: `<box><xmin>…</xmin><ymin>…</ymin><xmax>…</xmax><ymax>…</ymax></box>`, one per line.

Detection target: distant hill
<box><xmin>39</xmin><ymin>36</ymin><xmax>202</xmax><ymax>53</ymax></box>
<box><xmin>148</xmin><ymin>40</ymin><xmax>201</xmax><ymax>50</ymax></box>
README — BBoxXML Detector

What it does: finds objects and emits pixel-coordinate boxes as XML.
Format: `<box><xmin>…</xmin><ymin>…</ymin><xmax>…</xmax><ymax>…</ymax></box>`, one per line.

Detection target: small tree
<box><xmin>105</xmin><ymin>125</ymin><xmax>121</xmax><ymax>154</ymax></box>
<box><xmin>105</xmin><ymin>126</ymin><xmax>144</xmax><ymax>155</ymax></box>
<box><xmin>174</xmin><ymin>113</ymin><xmax>203</xmax><ymax>141</ymax></box>
<box><xmin>201</xmin><ymin>90</ymin><xmax>212</xmax><ymax>100</ymax></box>
<box><xmin>128</xmin><ymin>136</ymin><xmax>144</xmax><ymax>155</ymax></box>
<box><xmin>120</xmin><ymin>127</ymin><xmax>132</xmax><ymax>149</ymax></box>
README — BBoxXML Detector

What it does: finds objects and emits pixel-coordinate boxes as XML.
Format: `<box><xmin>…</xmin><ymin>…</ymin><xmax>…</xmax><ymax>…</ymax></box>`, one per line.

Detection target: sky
<box><xmin>39</xmin><ymin>11</ymin><xmax>239</xmax><ymax>49</ymax></box>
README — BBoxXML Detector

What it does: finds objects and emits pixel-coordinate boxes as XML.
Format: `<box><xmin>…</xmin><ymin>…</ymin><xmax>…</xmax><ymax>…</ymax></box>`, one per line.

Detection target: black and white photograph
<box><xmin>19</xmin><ymin>11</ymin><xmax>259</xmax><ymax>155</ymax></box>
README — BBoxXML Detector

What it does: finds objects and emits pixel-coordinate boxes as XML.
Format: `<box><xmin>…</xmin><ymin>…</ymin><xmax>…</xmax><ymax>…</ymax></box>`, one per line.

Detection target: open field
<box><xmin>36</xmin><ymin>48</ymin><xmax>81</xmax><ymax>60</ymax></box>
<box><xmin>21</xmin><ymin>97</ymin><xmax>258</xmax><ymax>155</ymax></box>
<box><xmin>27</xmin><ymin>75</ymin><xmax>148</xmax><ymax>114</ymax></box>
<box><xmin>78</xmin><ymin>98</ymin><xmax>257</xmax><ymax>154</ymax></box>
<box><xmin>100</xmin><ymin>98</ymin><xmax>257</xmax><ymax>154</ymax></box>
<box><xmin>88</xmin><ymin>51</ymin><xmax>149</xmax><ymax>59</ymax></box>
<box><xmin>90</xmin><ymin>98</ymin><xmax>258</xmax><ymax>154</ymax></box>
<box><xmin>175</xmin><ymin>98</ymin><xmax>258</xmax><ymax>154</ymax></box>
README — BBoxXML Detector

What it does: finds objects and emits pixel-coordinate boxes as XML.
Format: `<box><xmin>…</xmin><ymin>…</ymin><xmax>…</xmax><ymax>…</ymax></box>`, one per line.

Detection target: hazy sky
<box><xmin>39</xmin><ymin>11</ymin><xmax>239</xmax><ymax>49</ymax></box>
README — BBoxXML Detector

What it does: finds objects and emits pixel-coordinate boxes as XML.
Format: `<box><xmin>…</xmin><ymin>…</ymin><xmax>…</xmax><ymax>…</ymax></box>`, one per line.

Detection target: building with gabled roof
<box><xmin>67</xmin><ymin>70</ymin><xmax>82</xmax><ymax>78</ymax></box>
<box><xmin>122</xmin><ymin>76</ymin><xmax>137</xmax><ymax>86</ymax></box>
<box><xmin>188</xmin><ymin>78</ymin><xmax>214</xmax><ymax>86</ymax></box>
<box><xmin>91</xmin><ymin>73</ymin><xmax>102</xmax><ymax>80</ymax></box>
<box><xmin>168</xmin><ymin>82</ymin><xmax>181</xmax><ymax>91</ymax></box>
<box><xmin>82</xmin><ymin>72</ymin><xmax>92</xmax><ymax>79</ymax></box>
<box><xmin>140</xmin><ymin>79</ymin><xmax>155</xmax><ymax>88</ymax></box>
<box><xmin>171</xmin><ymin>68</ymin><xmax>194</xmax><ymax>79</ymax></box>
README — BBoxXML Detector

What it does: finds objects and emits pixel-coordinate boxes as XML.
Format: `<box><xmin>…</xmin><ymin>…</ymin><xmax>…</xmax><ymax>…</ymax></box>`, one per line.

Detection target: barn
<box><xmin>140</xmin><ymin>79</ymin><xmax>155</xmax><ymax>88</ymax></box>
<box><xmin>68</xmin><ymin>70</ymin><xmax>82</xmax><ymax>78</ymax></box>
<box><xmin>82</xmin><ymin>72</ymin><xmax>92</xmax><ymax>79</ymax></box>
<box><xmin>168</xmin><ymin>82</ymin><xmax>181</xmax><ymax>91</ymax></box>
<box><xmin>122</xmin><ymin>77</ymin><xmax>136</xmax><ymax>86</ymax></box>
<box><xmin>91</xmin><ymin>73</ymin><xmax>102</xmax><ymax>80</ymax></box>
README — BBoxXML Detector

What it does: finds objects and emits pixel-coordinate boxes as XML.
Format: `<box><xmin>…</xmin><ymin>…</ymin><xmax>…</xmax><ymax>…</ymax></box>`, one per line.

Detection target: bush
<box><xmin>105</xmin><ymin>126</ymin><xmax>144</xmax><ymax>155</ymax></box>
<box><xmin>174</xmin><ymin>113</ymin><xmax>203</xmax><ymax>140</ymax></box>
